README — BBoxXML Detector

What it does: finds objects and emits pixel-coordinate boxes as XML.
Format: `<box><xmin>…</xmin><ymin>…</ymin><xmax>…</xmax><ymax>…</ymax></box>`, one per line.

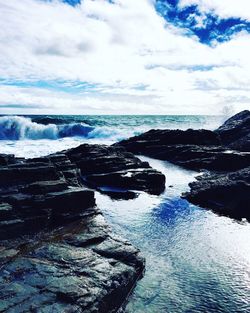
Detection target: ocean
<box><xmin>0</xmin><ymin>114</ymin><xmax>222</xmax><ymax>157</ymax></box>
<box><xmin>0</xmin><ymin>115</ymin><xmax>249</xmax><ymax>313</ymax></box>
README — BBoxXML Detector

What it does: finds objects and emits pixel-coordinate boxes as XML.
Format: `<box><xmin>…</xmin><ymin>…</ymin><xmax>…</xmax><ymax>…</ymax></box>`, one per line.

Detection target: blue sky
<box><xmin>155</xmin><ymin>0</ymin><xmax>250</xmax><ymax>44</ymax></box>
<box><xmin>0</xmin><ymin>0</ymin><xmax>250</xmax><ymax>114</ymax></box>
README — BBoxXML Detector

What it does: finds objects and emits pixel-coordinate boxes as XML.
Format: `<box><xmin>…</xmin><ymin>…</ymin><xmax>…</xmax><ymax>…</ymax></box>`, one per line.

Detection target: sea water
<box><xmin>0</xmin><ymin>115</ymin><xmax>249</xmax><ymax>313</ymax></box>
<box><xmin>0</xmin><ymin>115</ymin><xmax>222</xmax><ymax>157</ymax></box>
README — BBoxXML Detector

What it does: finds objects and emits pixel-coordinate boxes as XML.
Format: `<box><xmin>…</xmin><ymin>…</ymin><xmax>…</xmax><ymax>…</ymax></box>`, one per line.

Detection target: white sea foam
<box><xmin>0</xmin><ymin>114</ymin><xmax>222</xmax><ymax>158</ymax></box>
<box><xmin>0</xmin><ymin>116</ymin><xmax>94</xmax><ymax>140</ymax></box>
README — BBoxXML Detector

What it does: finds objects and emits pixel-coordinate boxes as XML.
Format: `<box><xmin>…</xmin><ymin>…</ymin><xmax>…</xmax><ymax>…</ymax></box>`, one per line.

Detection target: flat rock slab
<box><xmin>0</xmin><ymin>214</ymin><xmax>145</xmax><ymax>313</ymax></box>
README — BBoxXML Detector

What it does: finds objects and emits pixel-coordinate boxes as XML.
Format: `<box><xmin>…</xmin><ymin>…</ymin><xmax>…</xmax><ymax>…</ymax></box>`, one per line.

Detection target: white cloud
<box><xmin>179</xmin><ymin>0</ymin><xmax>250</xmax><ymax>21</ymax></box>
<box><xmin>0</xmin><ymin>0</ymin><xmax>249</xmax><ymax>114</ymax></box>
<box><xmin>186</xmin><ymin>12</ymin><xmax>209</xmax><ymax>29</ymax></box>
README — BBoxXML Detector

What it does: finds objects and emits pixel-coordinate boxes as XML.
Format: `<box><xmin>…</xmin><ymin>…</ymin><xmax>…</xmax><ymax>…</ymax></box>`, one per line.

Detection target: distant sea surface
<box><xmin>0</xmin><ymin>114</ymin><xmax>223</xmax><ymax>157</ymax></box>
<box><xmin>1</xmin><ymin>115</ymin><xmax>249</xmax><ymax>313</ymax></box>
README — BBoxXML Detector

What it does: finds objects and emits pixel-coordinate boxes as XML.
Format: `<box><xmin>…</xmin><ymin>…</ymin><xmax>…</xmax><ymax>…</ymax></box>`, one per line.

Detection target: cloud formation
<box><xmin>0</xmin><ymin>0</ymin><xmax>249</xmax><ymax>114</ymax></box>
<box><xmin>179</xmin><ymin>0</ymin><xmax>250</xmax><ymax>21</ymax></box>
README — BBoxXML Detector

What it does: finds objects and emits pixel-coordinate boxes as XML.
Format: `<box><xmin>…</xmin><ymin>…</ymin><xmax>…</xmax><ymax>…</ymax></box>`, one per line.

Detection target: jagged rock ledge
<box><xmin>0</xmin><ymin>144</ymin><xmax>166</xmax><ymax>312</ymax></box>
<box><xmin>115</xmin><ymin>111</ymin><xmax>250</xmax><ymax>172</ymax></box>
<box><xmin>115</xmin><ymin>111</ymin><xmax>250</xmax><ymax>220</ymax></box>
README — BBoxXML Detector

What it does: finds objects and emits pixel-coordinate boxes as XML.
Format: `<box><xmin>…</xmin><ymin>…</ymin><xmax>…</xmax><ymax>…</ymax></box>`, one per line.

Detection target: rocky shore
<box><xmin>116</xmin><ymin>110</ymin><xmax>250</xmax><ymax>220</ymax></box>
<box><xmin>0</xmin><ymin>110</ymin><xmax>249</xmax><ymax>312</ymax></box>
<box><xmin>0</xmin><ymin>144</ymin><xmax>165</xmax><ymax>312</ymax></box>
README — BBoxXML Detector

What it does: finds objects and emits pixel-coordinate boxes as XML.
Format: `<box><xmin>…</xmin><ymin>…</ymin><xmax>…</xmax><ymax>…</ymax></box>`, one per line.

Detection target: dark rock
<box><xmin>0</xmin><ymin>202</ymin><xmax>14</xmax><ymax>220</ymax></box>
<box><xmin>0</xmin><ymin>142</ymin><xmax>165</xmax><ymax>238</ymax></box>
<box><xmin>116</xmin><ymin>111</ymin><xmax>250</xmax><ymax>220</ymax></box>
<box><xmin>22</xmin><ymin>179</ymin><xmax>68</xmax><ymax>194</ymax></box>
<box><xmin>85</xmin><ymin>168</ymin><xmax>165</xmax><ymax>195</ymax></box>
<box><xmin>62</xmin><ymin>214</ymin><xmax>110</xmax><ymax>247</ymax></box>
<box><xmin>46</xmin><ymin>188</ymin><xmax>95</xmax><ymax>212</ymax></box>
<box><xmin>116</xmin><ymin>139</ymin><xmax>249</xmax><ymax>172</ymax></box>
<box><xmin>184</xmin><ymin>167</ymin><xmax>250</xmax><ymax>220</ymax></box>
<box><xmin>0</xmin><ymin>151</ymin><xmax>98</xmax><ymax>239</ymax></box>
<box><xmin>116</xmin><ymin>128</ymin><xmax>220</xmax><ymax>151</ymax></box>
<box><xmin>215</xmin><ymin>110</ymin><xmax>250</xmax><ymax>151</ymax></box>
<box><xmin>228</xmin><ymin>133</ymin><xmax>250</xmax><ymax>152</ymax></box>
<box><xmin>0</xmin><ymin>219</ymin><xmax>25</xmax><ymax>240</ymax></box>
<box><xmin>0</xmin><ymin>164</ymin><xmax>62</xmax><ymax>187</ymax></box>
<box><xmin>116</xmin><ymin>111</ymin><xmax>250</xmax><ymax>172</ymax></box>
<box><xmin>114</xmin><ymin>129</ymin><xmax>224</xmax><ymax>171</ymax></box>
<box><xmin>65</xmin><ymin>143</ymin><xmax>165</xmax><ymax>194</ymax></box>
<box><xmin>0</xmin><ymin>142</ymin><xmax>157</xmax><ymax>312</ymax></box>
<box><xmin>0</xmin><ymin>154</ymin><xmax>17</xmax><ymax>166</ymax></box>
<box><xmin>163</xmin><ymin>145</ymin><xmax>250</xmax><ymax>171</ymax></box>
<box><xmin>0</xmin><ymin>214</ymin><xmax>145</xmax><ymax>313</ymax></box>
<box><xmin>98</xmin><ymin>188</ymin><xmax>139</xmax><ymax>200</ymax></box>
<box><xmin>93</xmin><ymin>234</ymin><xmax>145</xmax><ymax>269</ymax></box>
<box><xmin>66</xmin><ymin>144</ymin><xmax>148</xmax><ymax>174</ymax></box>
<box><xmin>0</xmin><ymin>247</ymin><xmax>19</xmax><ymax>264</ymax></box>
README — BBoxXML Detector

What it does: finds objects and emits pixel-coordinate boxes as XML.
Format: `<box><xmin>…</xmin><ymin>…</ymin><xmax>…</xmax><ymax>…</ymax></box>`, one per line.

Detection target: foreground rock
<box><xmin>0</xmin><ymin>142</ymin><xmax>167</xmax><ymax>312</ymax></box>
<box><xmin>0</xmin><ymin>214</ymin><xmax>144</xmax><ymax>312</ymax></box>
<box><xmin>0</xmin><ymin>144</ymin><xmax>165</xmax><ymax>238</ymax></box>
<box><xmin>116</xmin><ymin>111</ymin><xmax>250</xmax><ymax>220</ymax></box>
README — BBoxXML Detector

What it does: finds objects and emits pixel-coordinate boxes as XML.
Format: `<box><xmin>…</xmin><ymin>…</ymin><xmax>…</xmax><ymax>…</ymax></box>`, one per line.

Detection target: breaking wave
<box><xmin>0</xmin><ymin>115</ymin><xmax>138</xmax><ymax>142</ymax></box>
<box><xmin>0</xmin><ymin>114</ymin><xmax>221</xmax><ymax>142</ymax></box>
<box><xmin>0</xmin><ymin>116</ymin><xmax>95</xmax><ymax>140</ymax></box>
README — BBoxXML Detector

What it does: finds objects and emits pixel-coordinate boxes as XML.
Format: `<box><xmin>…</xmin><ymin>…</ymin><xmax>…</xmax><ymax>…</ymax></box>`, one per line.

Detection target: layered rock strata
<box><xmin>0</xmin><ymin>143</ymin><xmax>166</xmax><ymax>312</ymax></box>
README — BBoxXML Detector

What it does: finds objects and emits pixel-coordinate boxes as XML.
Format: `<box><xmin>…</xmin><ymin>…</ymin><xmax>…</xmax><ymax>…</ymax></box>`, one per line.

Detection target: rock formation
<box><xmin>64</xmin><ymin>144</ymin><xmax>165</xmax><ymax>195</ymax></box>
<box><xmin>116</xmin><ymin>111</ymin><xmax>250</xmax><ymax>220</ymax></box>
<box><xmin>184</xmin><ymin>167</ymin><xmax>250</xmax><ymax>220</ymax></box>
<box><xmin>215</xmin><ymin>110</ymin><xmax>250</xmax><ymax>151</ymax></box>
<box><xmin>0</xmin><ymin>143</ymin><xmax>165</xmax><ymax>312</ymax></box>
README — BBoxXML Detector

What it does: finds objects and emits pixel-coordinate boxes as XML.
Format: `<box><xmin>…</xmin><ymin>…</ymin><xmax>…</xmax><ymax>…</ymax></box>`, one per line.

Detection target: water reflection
<box><xmin>95</xmin><ymin>158</ymin><xmax>250</xmax><ymax>313</ymax></box>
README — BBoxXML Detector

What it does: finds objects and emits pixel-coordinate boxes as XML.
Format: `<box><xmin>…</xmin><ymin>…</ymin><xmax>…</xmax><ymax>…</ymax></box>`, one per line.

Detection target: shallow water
<box><xmin>95</xmin><ymin>157</ymin><xmax>250</xmax><ymax>313</ymax></box>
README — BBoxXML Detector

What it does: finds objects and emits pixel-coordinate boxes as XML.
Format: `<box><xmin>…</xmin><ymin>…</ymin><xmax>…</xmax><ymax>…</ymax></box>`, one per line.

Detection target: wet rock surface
<box><xmin>0</xmin><ymin>153</ymin><xmax>94</xmax><ymax>240</ymax></box>
<box><xmin>184</xmin><ymin>167</ymin><xmax>250</xmax><ymax>221</ymax></box>
<box><xmin>116</xmin><ymin>111</ymin><xmax>250</xmax><ymax>220</ymax></box>
<box><xmin>65</xmin><ymin>144</ymin><xmax>165</xmax><ymax>195</ymax></box>
<box><xmin>0</xmin><ymin>215</ymin><xmax>144</xmax><ymax>313</ymax></box>
<box><xmin>0</xmin><ymin>143</ymin><xmax>166</xmax><ymax>312</ymax></box>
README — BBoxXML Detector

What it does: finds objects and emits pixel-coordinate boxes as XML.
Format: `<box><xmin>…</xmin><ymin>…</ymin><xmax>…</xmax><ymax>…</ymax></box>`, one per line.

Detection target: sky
<box><xmin>0</xmin><ymin>0</ymin><xmax>250</xmax><ymax>115</ymax></box>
